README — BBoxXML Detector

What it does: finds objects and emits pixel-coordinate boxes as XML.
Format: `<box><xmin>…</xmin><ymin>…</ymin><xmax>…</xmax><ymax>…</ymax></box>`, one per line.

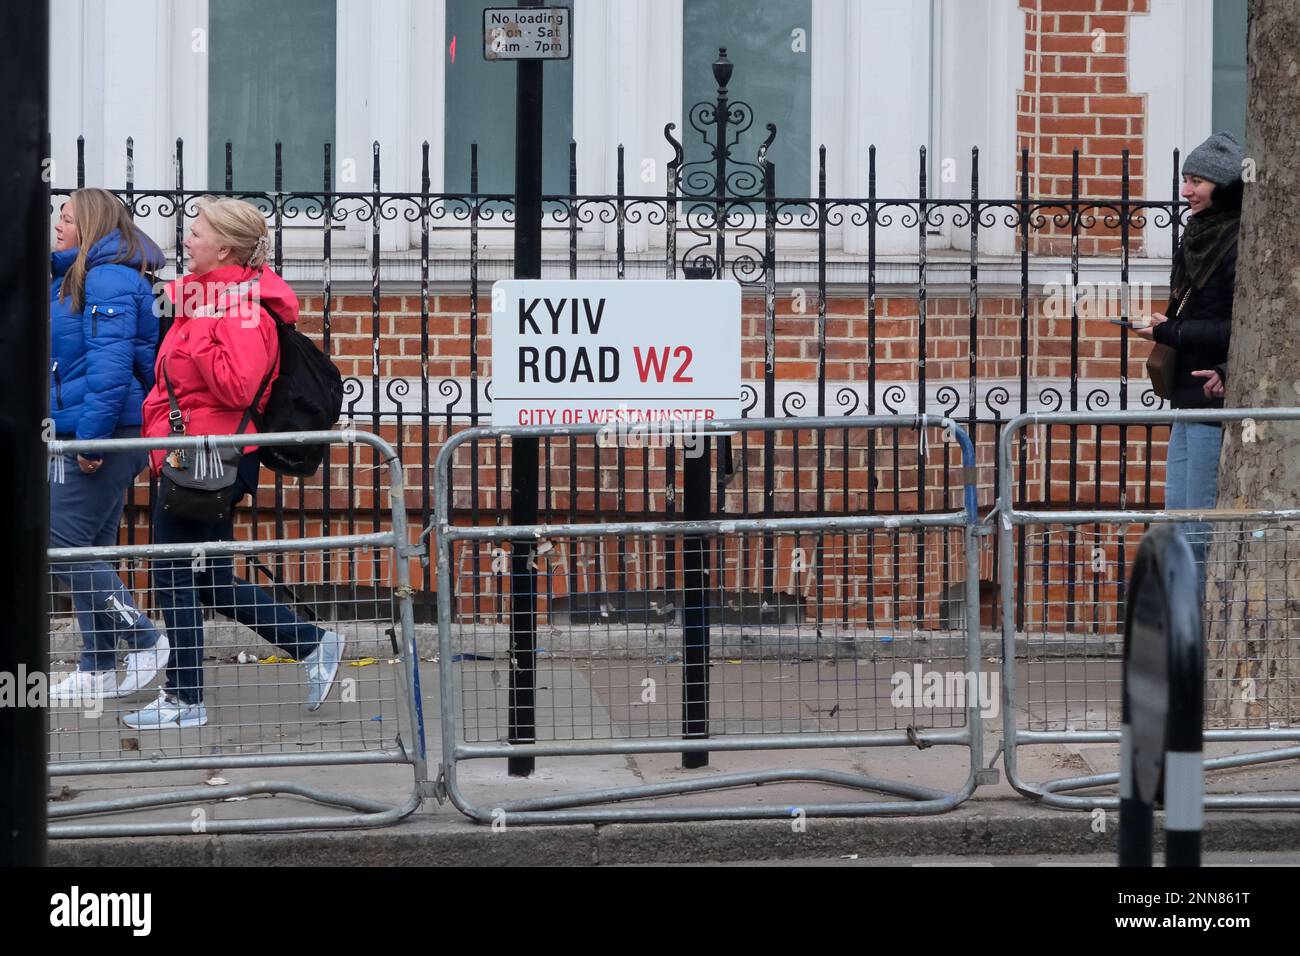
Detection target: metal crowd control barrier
<box><xmin>44</xmin><ymin>430</ymin><xmax>426</xmax><ymax>837</ymax></box>
<box><xmin>433</xmin><ymin>415</ymin><xmax>991</xmax><ymax>824</ymax></box>
<box><xmin>996</xmin><ymin>408</ymin><xmax>1300</xmax><ymax>811</ymax></box>
<box><xmin>1118</xmin><ymin>525</ymin><xmax>1204</xmax><ymax>868</ymax></box>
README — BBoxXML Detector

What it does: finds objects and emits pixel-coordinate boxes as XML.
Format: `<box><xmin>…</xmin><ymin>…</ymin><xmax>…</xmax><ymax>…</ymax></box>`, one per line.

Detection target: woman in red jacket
<box><xmin>122</xmin><ymin>197</ymin><xmax>344</xmax><ymax>730</ymax></box>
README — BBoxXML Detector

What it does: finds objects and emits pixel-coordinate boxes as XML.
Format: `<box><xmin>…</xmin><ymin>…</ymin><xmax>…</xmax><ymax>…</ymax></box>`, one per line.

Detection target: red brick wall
<box><xmin>122</xmin><ymin>288</ymin><xmax>1167</xmax><ymax>527</ymax></box>
<box><xmin>298</xmin><ymin>290</ymin><xmax>1158</xmax><ymax>404</ymax></box>
<box><xmin>116</xmin><ymin>284</ymin><xmax>1168</xmax><ymax>636</ymax></box>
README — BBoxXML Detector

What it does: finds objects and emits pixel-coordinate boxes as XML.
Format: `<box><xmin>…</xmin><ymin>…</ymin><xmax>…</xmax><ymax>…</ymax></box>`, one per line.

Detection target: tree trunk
<box><xmin>1205</xmin><ymin>0</ymin><xmax>1300</xmax><ymax>723</ymax></box>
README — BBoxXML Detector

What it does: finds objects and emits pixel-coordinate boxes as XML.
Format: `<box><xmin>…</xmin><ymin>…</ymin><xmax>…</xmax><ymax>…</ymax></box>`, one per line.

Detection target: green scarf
<box><xmin>1171</xmin><ymin>204</ymin><xmax>1240</xmax><ymax>299</ymax></box>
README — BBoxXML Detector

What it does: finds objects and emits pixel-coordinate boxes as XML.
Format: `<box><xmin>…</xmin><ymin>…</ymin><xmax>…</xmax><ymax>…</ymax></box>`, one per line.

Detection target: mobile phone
<box><xmin>1108</xmin><ymin>319</ymin><xmax>1146</xmax><ymax>330</ymax></box>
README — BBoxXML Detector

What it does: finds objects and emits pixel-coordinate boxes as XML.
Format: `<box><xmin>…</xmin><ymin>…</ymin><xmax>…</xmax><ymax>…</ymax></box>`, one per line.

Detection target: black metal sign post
<box><xmin>680</xmin><ymin>266</ymin><xmax>713</xmax><ymax>769</ymax></box>
<box><xmin>678</xmin><ymin>50</ymin><xmax>751</xmax><ymax>769</ymax></box>
<box><xmin>0</xmin><ymin>0</ymin><xmax>49</xmax><ymax>865</ymax></box>
<box><xmin>1118</xmin><ymin>524</ymin><xmax>1204</xmax><ymax>867</ymax></box>
<box><xmin>680</xmin><ymin>440</ymin><xmax>710</xmax><ymax>769</ymax></box>
<box><xmin>507</xmin><ymin>0</ymin><xmax>545</xmax><ymax>777</ymax></box>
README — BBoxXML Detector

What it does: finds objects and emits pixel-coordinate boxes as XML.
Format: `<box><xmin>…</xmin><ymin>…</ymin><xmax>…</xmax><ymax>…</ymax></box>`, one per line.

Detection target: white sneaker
<box><xmin>121</xmin><ymin>689</ymin><xmax>208</xmax><ymax>729</ymax></box>
<box><xmin>50</xmin><ymin>668</ymin><xmax>118</xmax><ymax>706</ymax></box>
<box><xmin>118</xmin><ymin>633</ymin><xmax>170</xmax><ymax>697</ymax></box>
<box><xmin>303</xmin><ymin>630</ymin><xmax>346</xmax><ymax>712</ymax></box>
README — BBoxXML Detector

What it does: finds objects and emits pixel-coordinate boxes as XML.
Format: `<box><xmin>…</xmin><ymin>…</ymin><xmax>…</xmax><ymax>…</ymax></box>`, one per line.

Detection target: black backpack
<box><xmin>257</xmin><ymin>302</ymin><xmax>344</xmax><ymax>477</ymax></box>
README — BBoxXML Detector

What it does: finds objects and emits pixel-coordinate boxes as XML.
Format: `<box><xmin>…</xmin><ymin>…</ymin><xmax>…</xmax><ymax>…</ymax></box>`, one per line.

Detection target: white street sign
<box><xmin>483</xmin><ymin>7</ymin><xmax>571</xmax><ymax>61</ymax></box>
<box><xmin>490</xmin><ymin>279</ymin><xmax>742</xmax><ymax>427</ymax></box>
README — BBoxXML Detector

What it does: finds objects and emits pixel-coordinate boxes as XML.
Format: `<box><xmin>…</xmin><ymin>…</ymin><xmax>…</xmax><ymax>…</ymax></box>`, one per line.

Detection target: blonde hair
<box><xmin>195</xmin><ymin>196</ymin><xmax>271</xmax><ymax>268</ymax></box>
<box><xmin>59</xmin><ymin>188</ymin><xmax>150</xmax><ymax>312</ymax></box>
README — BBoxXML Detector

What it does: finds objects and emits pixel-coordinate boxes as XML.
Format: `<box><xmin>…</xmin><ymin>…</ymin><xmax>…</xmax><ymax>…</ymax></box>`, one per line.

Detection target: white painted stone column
<box><xmin>1131</xmin><ymin>0</ymin><xmax>1213</xmax><ymax>259</ymax></box>
<box><xmin>338</xmin><ymin>0</ymin><xmax>414</xmax><ymax>253</ymax></box>
<box><xmin>936</xmin><ymin>0</ymin><xmax>1021</xmax><ymax>256</ymax></box>
<box><xmin>408</xmin><ymin>0</ymin><xmax>442</xmax><ymax>247</ymax></box>
<box><xmin>50</xmin><ymin>0</ymin><xmax>207</xmax><ymax>253</ymax></box>
<box><xmin>574</xmin><ymin>0</ymin><xmax>681</xmax><ymax>256</ymax></box>
<box><xmin>839</xmin><ymin>0</ymin><xmax>933</xmax><ymax>256</ymax></box>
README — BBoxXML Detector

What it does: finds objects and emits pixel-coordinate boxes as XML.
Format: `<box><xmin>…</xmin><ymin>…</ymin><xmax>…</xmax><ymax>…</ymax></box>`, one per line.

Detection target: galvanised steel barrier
<box><xmin>996</xmin><ymin>408</ymin><xmax>1300</xmax><ymax>811</ymax></box>
<box><xmin>44</xmin><ymin>430</ymin><xmax>427</xmax><ymax>837</ymax></box>
<box><xmin>433</xmin><ymin>415</ymin><xmax>992</xmax><ymax>824</ymax></box>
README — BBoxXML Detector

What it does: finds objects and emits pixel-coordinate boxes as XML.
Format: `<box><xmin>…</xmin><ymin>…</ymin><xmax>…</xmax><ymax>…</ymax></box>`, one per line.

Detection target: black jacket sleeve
<box><xmin>1153</xmin><ymin>243</ymin><xmax>1236</xmax><ymax>354</ymax></box>
<box><xmin>1159</xmin><ymin>316</ymin><xmax>1232</xmax><ymax>352</ymax></box>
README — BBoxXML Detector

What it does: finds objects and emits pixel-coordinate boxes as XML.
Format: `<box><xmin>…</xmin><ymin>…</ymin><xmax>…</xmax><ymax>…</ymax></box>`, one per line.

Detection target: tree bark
<box><xmin>1206</xmin><ymin>0</ymin><xmax>1300</xmax><ymax>722</ymax></box>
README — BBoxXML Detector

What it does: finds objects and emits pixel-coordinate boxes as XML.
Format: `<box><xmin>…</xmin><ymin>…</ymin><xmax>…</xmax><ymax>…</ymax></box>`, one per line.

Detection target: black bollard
<box><xmin>1118</xmin><ymin>523</ymin><xmax>1204</xmax><ymax>867</ymax></box>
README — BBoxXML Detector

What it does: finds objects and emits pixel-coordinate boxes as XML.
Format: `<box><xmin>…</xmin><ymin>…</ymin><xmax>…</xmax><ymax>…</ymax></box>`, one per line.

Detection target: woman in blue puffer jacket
<box><xmin>49</xmin><ymin>188</ymin><xmax>170</xmax><ymax>704</ymax></box>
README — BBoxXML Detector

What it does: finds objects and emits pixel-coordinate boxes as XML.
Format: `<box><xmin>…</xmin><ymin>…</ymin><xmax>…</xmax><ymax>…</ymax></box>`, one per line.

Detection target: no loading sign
<box><xmin>483</xmin><ymin>7</ymin><xmax>572</xmax><ymax>60</ymax></box>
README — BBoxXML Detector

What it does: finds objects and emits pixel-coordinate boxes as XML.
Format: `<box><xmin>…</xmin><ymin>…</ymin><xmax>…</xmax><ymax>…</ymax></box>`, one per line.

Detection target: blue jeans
<box><xmin>1165</xmin><ymin>421</ymin><xmax>1222</xmax><ymax>589</ymax></box>
<box><xmin>49</xmin><ymin>427</ymin><xmax>161</xmax><ymax>673</ymax></box>
<box><xmin>151</xmin><ymin>456</ymin><xmax>324</xmax><ymax>704</ymax></box>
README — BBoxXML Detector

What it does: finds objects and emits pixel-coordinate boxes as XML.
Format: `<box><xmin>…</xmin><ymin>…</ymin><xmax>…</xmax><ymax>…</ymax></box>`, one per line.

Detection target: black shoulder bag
<box><xmin>158</xmin><ymin>363</ymin><xmax>274</xmax><ymax>523</ymax></box>
<box><xmin>1147</xmin><ymin>286</ymin><xmax>1192</xmax><ymax>400</ymax></box>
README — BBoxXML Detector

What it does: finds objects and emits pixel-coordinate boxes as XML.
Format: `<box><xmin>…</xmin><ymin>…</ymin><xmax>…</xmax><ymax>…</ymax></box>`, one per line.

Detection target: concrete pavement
<box><xmin>44</xmin><ymin>658</ymin><xmax>1300</xmax><ymax>865</ymax></box>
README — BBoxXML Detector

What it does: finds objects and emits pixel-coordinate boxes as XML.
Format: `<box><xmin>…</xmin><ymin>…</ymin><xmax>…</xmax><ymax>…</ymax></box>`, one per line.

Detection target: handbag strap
<box><xmin>162</xmin><ymin>356</ymin><xmax>274</xmax><ymax>439</ymax></box>
<box><xmin>162</xmin><ymin>365</ymin><xmax>187</xmax><ymax>436</ymax></box>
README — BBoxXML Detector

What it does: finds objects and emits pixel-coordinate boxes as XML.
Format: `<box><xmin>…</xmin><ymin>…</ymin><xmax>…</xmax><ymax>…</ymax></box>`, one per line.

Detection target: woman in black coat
<box><xmin>1135</xmin><ymin>131</ymin><xmax>1243</xmax><ymax>576</ymax></box>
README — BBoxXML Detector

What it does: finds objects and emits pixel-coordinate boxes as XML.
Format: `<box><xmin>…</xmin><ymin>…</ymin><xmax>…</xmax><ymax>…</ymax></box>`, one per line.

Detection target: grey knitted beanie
<box><xmin>1182</xmin><ymin>131</ymin><xmax>1245</xmax><ymax>186</ymax></box>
